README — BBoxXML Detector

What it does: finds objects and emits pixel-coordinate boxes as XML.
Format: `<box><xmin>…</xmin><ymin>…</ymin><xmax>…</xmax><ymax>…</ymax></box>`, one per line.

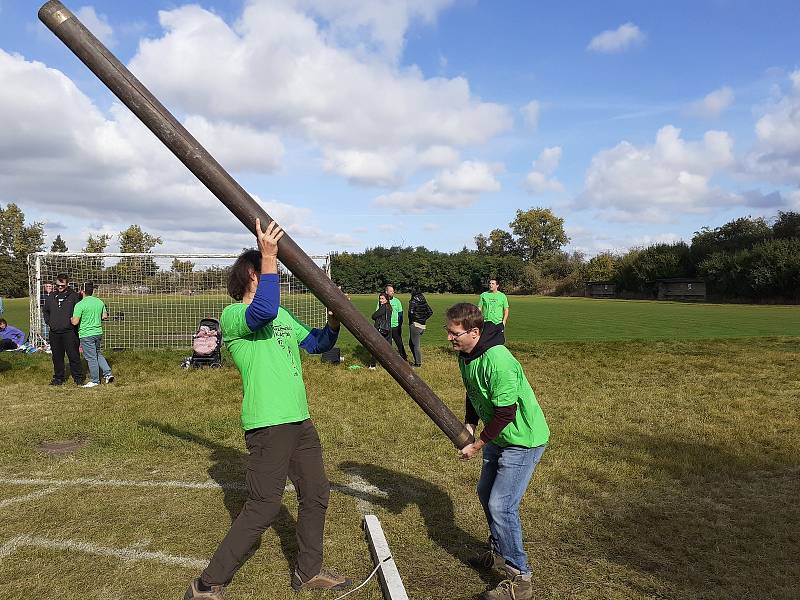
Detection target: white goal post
<box><xmin>27</xmin><ymin>252</ymin><xmax>331</xmax><ymax>350</ymax></box>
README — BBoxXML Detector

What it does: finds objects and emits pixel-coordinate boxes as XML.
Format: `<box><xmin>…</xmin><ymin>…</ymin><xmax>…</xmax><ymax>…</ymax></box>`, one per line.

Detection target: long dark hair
<box><xmin>228</xmin><ymin>249</ymin><xmax>260</xmax><ymax>301</ymax></box>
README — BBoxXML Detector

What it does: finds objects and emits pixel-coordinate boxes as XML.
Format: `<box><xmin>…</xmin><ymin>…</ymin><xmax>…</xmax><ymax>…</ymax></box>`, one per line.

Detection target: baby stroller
<box><xmin>181</xmin><ymin>318</ymin><xmax>222</xmax><ymax>369</ymax></box>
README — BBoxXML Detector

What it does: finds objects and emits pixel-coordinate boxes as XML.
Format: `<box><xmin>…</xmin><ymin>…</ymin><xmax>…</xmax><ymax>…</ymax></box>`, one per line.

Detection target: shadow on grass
<box><xmin>0</xmin><ymin>357</ymin><xmax>10</xmax><ymax>372</ymax></box>
<box><xmin>138</xmin><ymin>420</ymin><xmax>299</xmax><ymax>572</ymax></box>
<box><xmin>351</xmin><ymin>345</ymin><xmax>373</xmax><ymax>366</ymax></box>
<box><xmin>339</xmin><ymin>461</ymin><xmax>498</xmax><ymax>590</ymax></box>
<box><xmin>562</xmin><ymin>432</ymin><xmax>800</xmax><ymax>599</ymax></box>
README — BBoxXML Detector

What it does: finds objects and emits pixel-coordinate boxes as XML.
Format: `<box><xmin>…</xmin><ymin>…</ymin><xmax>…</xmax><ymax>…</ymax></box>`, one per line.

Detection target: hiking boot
<box><xmin>49</xmin><ymin>378</ymin><xmax>65</xmax><ymax>386</ymax></box>
<box><xmin>291</xmin><ymin>568</ymin><xmax>352</xmax><ymax>592</ymax></box>
<box><xmin>184</xmin><ymin>577</ymin><xmax>226</xmax><ymax>599</ymax></box>
<box><xmin>103</xmin><ymin>373</ymin><xmax>114</xmax><ymax>384</ymax></box>
<box><xmin>82</xmin><ymin>381</ymin><xmax>99</xmax><ymax>388</ymax></box>
<box><xmin>470</xmin><ymin>548</ymin><xmax>506</xmax><ymax>571</ymax></box>
<box><xmin>483</xmin><ymin>575</ymin><xmax>533</xmax><ymax>600</ymax></box>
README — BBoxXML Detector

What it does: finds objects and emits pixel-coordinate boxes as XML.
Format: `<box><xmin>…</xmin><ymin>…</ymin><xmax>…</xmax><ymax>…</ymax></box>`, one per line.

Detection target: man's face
<box><xmin>489</xmin><ymin>280</ymin><xmax>499</xmax><ymax>292</ymax></box>
<box><xmin>385</xmin><ymin>286</ymin><xmax>394</xmax><ymax>296</ymax></box>
<box><xmin>445</xmin><ymin>320</ymin><xmax>479</xmax><ymax>353</ymax></box>
<box><xmin>55</xmin><ymin>280</ymin><xmax>68</xmax><ymax>292</ymax></box>
<box><xmin>44</xmin><ymin>283</ymin><xmax>53</xmax><ymax>293</ymax></box>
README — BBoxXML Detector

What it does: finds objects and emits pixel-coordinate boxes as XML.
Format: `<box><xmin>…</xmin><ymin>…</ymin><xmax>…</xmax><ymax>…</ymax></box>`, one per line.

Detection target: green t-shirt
<box><xmin>72</xmin><ymin>296</ymin><xmax>106</xmax><ymax>338</ymax></box>
<box><xmin>478</xmin><ymin>291</ymin><xmax>509</xmax><ymax>324</ymax></box>
<box><xmin>221</xmin><ymin>303</ymin><xmax>313</xmax><ymax>430</ymax></box>
<box><xmin>458</xmin><ymin>345</ymin><xmax>549</xmax><ymax>448</ymax></box>
<box><xmin>376</xmin><ymin>297</ymin><xmax>403</xmax><ymax>328</ymax></box>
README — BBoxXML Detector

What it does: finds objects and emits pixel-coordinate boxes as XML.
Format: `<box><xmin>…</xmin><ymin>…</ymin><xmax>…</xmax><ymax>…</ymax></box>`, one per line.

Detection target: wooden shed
<box><xmin>656</xmin><ymin>278</ymin><xmax>706</xmax><ymax>301</ymax></box>
<box><xmin>586</xmin><ymin>281</ymin><xmax>617</xmax><ymax>299</ymax></box>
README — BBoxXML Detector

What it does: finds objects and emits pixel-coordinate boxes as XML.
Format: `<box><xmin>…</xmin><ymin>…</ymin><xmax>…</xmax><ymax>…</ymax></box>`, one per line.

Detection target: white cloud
<box><xmin>75</xmin><ymin>6</ymin><xmax>115</xmax><ymax>47</ymax></box>
<box><xmin>587</xmin><ymin>22</ymin><xmax>645</xmax><ymax>54</ymax></box>
<box><xmin>375</xmin><ymin>160</ymin><xmax>501</xmax><ymax>210</ymax></box>
<box><xmin>745</xmin><ymin>71</ymin><xmax>800</xmax><ymax>184</ymax></box>
<box><xmin>525</xmin><ymin>146</ymin><xmax>564</xmax><ymax>194</ymax></box>
<box><xmin>183</xmin><ymin>116</ymin><xmax>284</xmax><ymax>173</ymax></box>
<box><xmin>580</xmin><ymin>125</ymin><xmax>738</xmax><ymax>222</ymax></box>
<box><xmin>687</xmin><ymin>86</ymin><xmax>734</xmax><ymax>118</ymax></box>
<box><xmin>521</xmin><ymin>100</ymin><xmax>540</xmax><ymax>129</ymax></box>
<box><xmin>127</xmin><ymin>2</ymin><xmax>511</xmax><ymax>185</ymax></box>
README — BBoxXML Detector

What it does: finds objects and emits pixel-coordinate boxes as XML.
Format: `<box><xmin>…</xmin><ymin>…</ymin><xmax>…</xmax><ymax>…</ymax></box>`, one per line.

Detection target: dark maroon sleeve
<box><xmin>479</xmin><ymin>404</ymin><xmax>517</xmax><ymax>443</ymax></box>
<box><xmin>465</xmin><ymin>394</ymin><xmax>479</xmax><ymax>427</ymax></box>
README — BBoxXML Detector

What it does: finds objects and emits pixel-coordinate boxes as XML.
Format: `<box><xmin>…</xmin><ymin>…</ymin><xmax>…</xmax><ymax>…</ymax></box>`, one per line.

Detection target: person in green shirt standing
<box><xmin>185</xmin><ymin>219</ymin><xmax>350</xmax><ymax>600</ymax></box>
<box><xmin>446</xmin><ymin>302</ymin><xmax>549</xmax><ymax>600</ymax></box>
<box><xmin>478</xmin><ymin>278</ymin><xmax>509</xmax><ymax>329</ymax></box>
<box><xmin>70</xmin><ymin>281</ymin><xmax>113</xmax><ymax>388</ymax></box>
<box><xmin>380</xmin><ymin>284</ymin><xmax>408</xmax><ymax>361</ymax></box>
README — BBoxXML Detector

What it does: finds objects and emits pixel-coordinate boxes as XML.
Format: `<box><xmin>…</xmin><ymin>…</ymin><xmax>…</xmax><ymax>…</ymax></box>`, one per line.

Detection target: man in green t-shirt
<box><xmin>478</xmin><ymin>278</ymin><xmax>509</xmax><ymax>328</ymax></box>
<box><xmin>378</xmin><ymin>284</ymin><xmax>408</xmax><ymax>361</ymax></box>
<box><xmin>70</xmin><ymin>281</ymin><xmax>113</xmax><ymax>388</ymax></box>
<box><xmin>186</xmin><ymin>219</ymin><xmax>350</xmax><ymax>600</ymax></box>
<box><xmin>446</xmin><ymin>302</ymin><xmax>548</xmax><ymax>600</ymax></box>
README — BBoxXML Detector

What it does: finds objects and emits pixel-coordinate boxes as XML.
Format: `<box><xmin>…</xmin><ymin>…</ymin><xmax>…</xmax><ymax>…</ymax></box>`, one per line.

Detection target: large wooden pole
<box><xmin>38</xmin><ymin>1</ymin><xmax>473</xmax><ymax>449</ymax></box>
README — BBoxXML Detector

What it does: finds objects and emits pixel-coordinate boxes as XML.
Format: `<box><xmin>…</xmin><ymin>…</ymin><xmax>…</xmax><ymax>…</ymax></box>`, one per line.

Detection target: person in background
<box><xmin>0</xmin><ymin>318</ymin><xmax>26</xmax><ymax>351</ymax></box>
<box><xmin>369</xmin><ymin>292</ymin><xmax>393</xmax><ymax>370</ymax></box>
<box><xmin>383</xmin><ymin>284</ymin><xmax>408</xmax><ymax>361</ymax></box>
<box><xmin>407</xmin><ymin>289</ymin><xmax>433</xmax><ymax>367</ymax></box>
<box><xmin>43</xmin><ymin>273</ymin><xmax>84</xmax><ymax>386</ymax></box>
<box><xmin>40</xmin><ymin>282</ymin><xmax>53</xmax><ymax>348</ymax></box>
<box><xmin>446</xmin><ymin>303</ymin><xmax>549</xmax><ymax>600</ymax></box>
<box><xmin>478</xmin><ymin>278</ymin><xmax>509</xmax><ymax>330</ymax></box>
<box><xmin>71</xmin><ymin>281</ymin><xmax>114</xmax><ymax>388</ymax></box>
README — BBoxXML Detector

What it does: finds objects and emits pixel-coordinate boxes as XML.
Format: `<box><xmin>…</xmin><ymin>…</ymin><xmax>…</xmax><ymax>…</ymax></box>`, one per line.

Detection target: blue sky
<box><xmin>1</xmin><ymin>0</ymin><xmax>799</xmax><ymax>256</ymax></box>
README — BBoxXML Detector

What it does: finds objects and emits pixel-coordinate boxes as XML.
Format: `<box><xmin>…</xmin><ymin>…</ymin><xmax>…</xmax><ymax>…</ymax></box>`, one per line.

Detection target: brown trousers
<box><xmin>201</xmin><ymin>419</ymin><xmax>330</xmax><ymax>585</ymax></box>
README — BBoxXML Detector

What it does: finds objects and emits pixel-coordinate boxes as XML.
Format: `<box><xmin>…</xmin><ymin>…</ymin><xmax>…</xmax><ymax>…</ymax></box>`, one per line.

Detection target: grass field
<box><xmin>1</xmin><ymin>296</ymin><xmax>799</xmax><ymax>599</ymax></box>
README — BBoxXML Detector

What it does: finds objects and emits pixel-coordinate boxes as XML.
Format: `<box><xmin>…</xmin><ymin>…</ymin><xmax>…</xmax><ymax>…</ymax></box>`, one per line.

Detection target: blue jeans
<box><xmin>80</xmin><ymin>335</ymin><xmax>112</xmax><ymax>384</ymax></box>
<box><xmin>477</xmin><ymin>443</ymin><xmax>546</xmax><ymax>574</ymax></box>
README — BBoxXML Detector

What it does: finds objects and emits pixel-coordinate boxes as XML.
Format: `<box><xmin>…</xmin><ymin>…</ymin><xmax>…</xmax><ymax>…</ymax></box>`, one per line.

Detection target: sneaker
<box><xmin>49</xmin><ymin>378</ymin><xmax>65</xmax><ymax>386</ymax></box>
<box><xmin>469</xmin><ymin>548</ymin><xmax>506</xmax><ymax>571</ymax></box>
<box><xmin>291</xmin><ymin>568</ymin><xmax>352</xmax><ymax>592</ymax></box>
<box><xmin>368</xmin><ymin>366</ymin><xmax>376</xmax><ymax>370</ymax></box>
<box><xmin>103</xmin><ymin>374</ymin><xmax>114</xmax><ymax>384</ymax></box>
<box><xmin>483</xmin><ymin>575</ymin><xmax>533</xmax><ymax>600</ymax></box>
<box><xmin>184</xmin><ymin>577</ymin><xmax>226</xmax><ymax>599</ymax></box>
<box><xmin>81</xmin><ymin>381</ymin><xmax>99</xmax><ymax>388</ymax></box>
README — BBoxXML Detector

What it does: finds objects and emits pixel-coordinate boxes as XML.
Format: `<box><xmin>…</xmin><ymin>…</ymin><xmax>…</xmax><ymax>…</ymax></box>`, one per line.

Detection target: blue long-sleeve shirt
<box><xmin>1</xmin><ymin>325</ymin><xmax>25</xmax><ymax>346</ymax></box>
<box><xmin>245</xmin><ymin>273</ymin><xmax>338</xmax><ymax>354</ymax></box>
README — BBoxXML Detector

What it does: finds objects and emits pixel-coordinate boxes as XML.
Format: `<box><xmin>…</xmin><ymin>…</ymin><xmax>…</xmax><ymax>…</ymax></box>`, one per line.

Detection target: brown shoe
<box><xmin>184</xmin><ymin>577</ymin><xmax>226</xmax><ymax>599</ymax></box>
<box><xmin>469</xmin><ymin>548</ymin><xmax>506</xmax><ymax>571</ymax></box>
<box><xmin>483</xmin><ymin>575</ymin><xmax>533</xmax><ymax>600</ymax></box>
<box><xmin>291</xmin><ymin>568</ymin><xmax>352</xmax><ymax>592</ymax></box>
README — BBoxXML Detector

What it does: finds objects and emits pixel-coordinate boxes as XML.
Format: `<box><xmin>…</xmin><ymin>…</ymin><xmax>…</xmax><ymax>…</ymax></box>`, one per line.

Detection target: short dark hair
<box><xmin>228</xmin><ymin>249</ymin><xmax>260</xmax><ymax>301</ymax></box>
<box><xmin>445</xmin><ymin>303</ymin><xmax>484</xmax><ymax>332</ymax></box>
<box><xmin>489</xmin><ymin>278</ymin><xmax>499</xmax><ymax>285</ymax></box>
<box><xmin>56</xmin><ymin>273</ymin><xmax>69</xmax><ymax>283</ymax></box>
<box><xmin>0</xmin><ymin>318</ymin><xmax>6</xmax><ymax>326</ymax></box>
<box><xmin>82</xmin><ymin>281</ymin><xmax>94</xmax><ymax>295</ymax></box>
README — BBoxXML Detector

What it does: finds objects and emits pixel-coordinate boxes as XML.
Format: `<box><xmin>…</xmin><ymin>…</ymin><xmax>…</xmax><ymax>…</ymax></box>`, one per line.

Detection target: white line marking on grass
<box><xmin>0</xmin><ymin>477</ymin><xmax>245</xmax><ymax>491</ymax></box>
<box><xmin>0</xmin><ymin>535</ymin><xmax>208</xmax><ymax>569</ymax></box>
<box><xmin>0</xmin><ymin>486</ymin><xmax>62</xmax><ymax>508</ymax></box>
<box><xmin>337</xmin><ymin>474</ymin><xmax>389</xmax><ymax>515</ymax></box>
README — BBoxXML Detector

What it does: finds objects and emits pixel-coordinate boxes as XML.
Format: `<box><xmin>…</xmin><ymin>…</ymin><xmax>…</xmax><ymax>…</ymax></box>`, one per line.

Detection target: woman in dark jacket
<box><xmin>369</xmin><ymin>292</ymin><xmax>393</xmax><ymax>369</ymax></box>
<box><xmin>407</xmin><ymin>290</ymin><xmax>433</xmax><ymax>367</ymax></box>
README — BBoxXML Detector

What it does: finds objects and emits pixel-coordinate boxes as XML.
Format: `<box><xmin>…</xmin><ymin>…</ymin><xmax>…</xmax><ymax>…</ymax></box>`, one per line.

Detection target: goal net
<box><xmin>27</xmin><ymin>252</ymin><xmax>331</xmax><ymax>350</ymax></box>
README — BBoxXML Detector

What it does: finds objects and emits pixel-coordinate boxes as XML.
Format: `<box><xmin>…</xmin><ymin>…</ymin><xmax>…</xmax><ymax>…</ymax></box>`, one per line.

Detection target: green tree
<box><xmin>83</xmin><ymin>234</ymin><xmax>112</xmax><ymax>253</ymax></box>
<box><xmin>119</xmin><ymin>225</ymin><xmax>162</xmax><ymax>253</ymax></box>
<box><xmin>0</xmin><ymin>203</ymin><xmax>45</xmax><ymax>297</ymax></box>
<box><xmin>509</xmin><ymin>207</ymin><xmax>569</xmax><ymax>262</ymax></box>
<box><xmin>773</xmin><ymin>211</ymin><xmax>800</xmax><ymax>240</ymax></box>
<box><xmin>116</xmin><ymin>225</ymin><xmax>163</xmax><ymax>280</ymax></box>
<box><xmin>50</xmin><ymin>234</ymin><xmax>68</xmax><ymax>252</ymax></box>
<box><xmin>691</xmin><ymin>216</ymin><xmax>772</xmax><ymax>263</ymax></box>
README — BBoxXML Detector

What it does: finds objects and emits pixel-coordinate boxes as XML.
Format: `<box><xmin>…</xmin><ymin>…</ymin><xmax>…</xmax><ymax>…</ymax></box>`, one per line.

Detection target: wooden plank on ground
<box><xmin>362</xmin><ymin>514</ymin><xmax>409</xmax><ymax>600</ymax></box>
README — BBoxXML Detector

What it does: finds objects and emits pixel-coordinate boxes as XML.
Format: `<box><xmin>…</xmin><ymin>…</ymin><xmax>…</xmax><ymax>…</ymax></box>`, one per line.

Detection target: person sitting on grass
<box><xmin>185</xmin><ymin>218</ymin><xmax>351</xmax><ymax>599</ymax></box>
<box><xmin>446</xmin><ymin>302</ymin><xmax>549</xmax><ymax>600</ymax></box>
<box><xmin>71</xmin><ymin>281</ymin><xmax>114</xmax><ymax>388</ymax></box>
<box><xmin>0</xmin><ymin>318</ymin><xmax>26</xmax><ymax>351</ymax></box>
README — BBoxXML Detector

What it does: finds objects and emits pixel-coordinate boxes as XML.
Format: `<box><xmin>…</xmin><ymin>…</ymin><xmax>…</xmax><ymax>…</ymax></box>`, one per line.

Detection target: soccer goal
<box><xmin>27</xmin><ymin>252</ymin><xmax>331</xmax><ymax>350</ymax></box>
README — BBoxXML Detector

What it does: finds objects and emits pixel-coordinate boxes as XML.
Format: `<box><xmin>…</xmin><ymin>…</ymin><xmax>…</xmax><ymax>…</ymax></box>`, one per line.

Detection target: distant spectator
<box><xmin>369</xmin><ymin>292</ymin><xmax>393</xmax><ymax>369</ymax></box>
<box><xmin>478</xmin><ymin>278</ymin><xmax>509</xmax><ymax>329</ymax></box>
<box><xmin>381</xmin><ymin>284</ymin><xmax>408</xmax><ymax>361</ymax></box>
<box><xmin>407</xmin><ymin>290</ymin><xmax>433</xmax><ymax>367</ymax></box>
<box><xmin>41</xmin><ymin>282</ymin><xmax>53</xmax><ymax>343</ymax></box>
<box><xmin>0</xmin><ymin>297</ymin><xmax>4</xmax><ymax>317</ymax></box>
<box><xmin>43</xmin><ymin>273</ymin><xmax>84</xmax><ymax>386</ymax></box>
<box><xmin>0</xmin><ymin>318</ymin><xmax>26</xmax><ymax>351</ymax></box>
<box><xmin>71</xmin><ymin>280</ymin><xmax>114</xmax><ymax>388</ymax></box>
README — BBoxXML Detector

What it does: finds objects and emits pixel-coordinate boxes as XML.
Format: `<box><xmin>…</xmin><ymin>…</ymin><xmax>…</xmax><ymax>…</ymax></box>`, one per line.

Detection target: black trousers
<box><xmin>0</xmin><ymin>339</ymin><xmax>18</xmax><ymax>351</ymax></box>
<box><xmin>49</xmin><ymin>329</ymin><xmax>84</xmax><ymax>383</ymax></box>
<box><xmin>202</xmin><ymin>420</ymin><xmax>330</xmax><ymax>586</ymax></box>
<box><xmin>389</xmin><ymin>326</ymin><xmax>408</xmax><ymax>360</ymax></box>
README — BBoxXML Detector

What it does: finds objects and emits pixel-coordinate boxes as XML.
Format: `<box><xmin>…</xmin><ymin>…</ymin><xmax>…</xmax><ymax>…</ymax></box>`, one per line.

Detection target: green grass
<box><xmin>1</xmin><ymin>330</ymin><xmax>798</xmax><ymax>599</ymax></box>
